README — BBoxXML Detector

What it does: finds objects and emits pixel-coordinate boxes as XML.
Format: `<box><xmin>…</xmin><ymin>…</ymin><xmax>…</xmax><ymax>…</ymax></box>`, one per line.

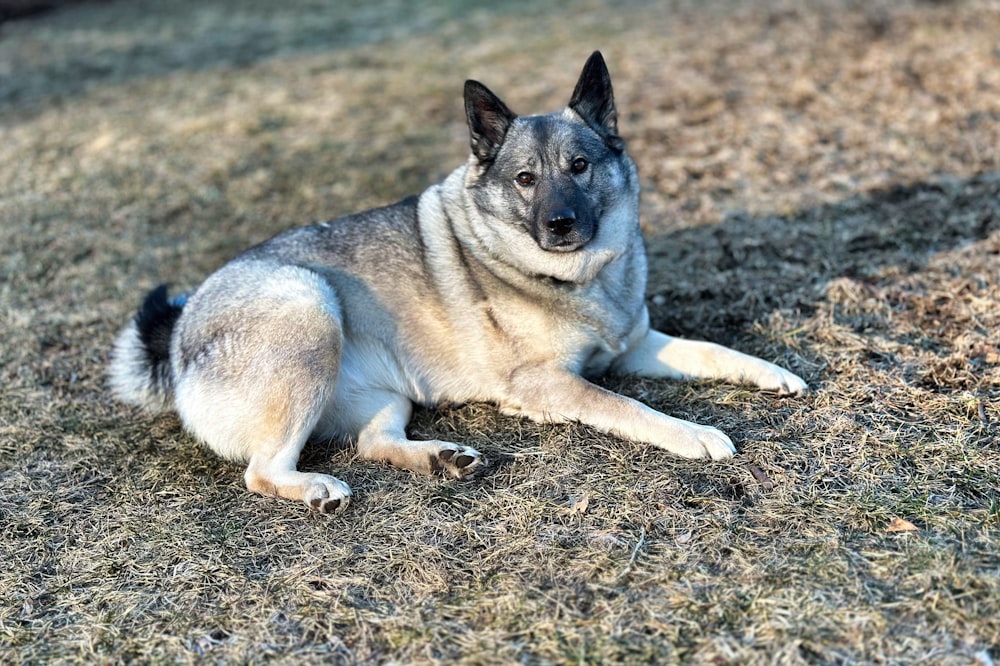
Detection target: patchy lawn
<box><xmin>1</xmin><ymin>0</ymin><xmax>997</xmax><ymax>663</ymax></box>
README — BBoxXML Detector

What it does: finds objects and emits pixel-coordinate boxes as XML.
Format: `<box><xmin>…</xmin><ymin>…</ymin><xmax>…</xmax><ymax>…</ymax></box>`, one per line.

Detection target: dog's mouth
<box><xmin>539</xmin><ymin>235</ymin><xmax>591</xmax><ymax>252</ymax></box>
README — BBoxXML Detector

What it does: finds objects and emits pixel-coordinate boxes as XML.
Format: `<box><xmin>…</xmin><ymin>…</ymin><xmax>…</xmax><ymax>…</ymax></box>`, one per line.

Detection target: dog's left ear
<box><xmin>569</xmin><ymin>51</ymin><xmax>624</xmax><ymax>151</ymax></box>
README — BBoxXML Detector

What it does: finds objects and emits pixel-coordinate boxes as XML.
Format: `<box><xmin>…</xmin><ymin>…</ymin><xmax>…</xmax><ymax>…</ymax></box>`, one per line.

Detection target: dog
<box><xmin>109</xmin><ymin>51</ymin><xmax>807</xmax><ymax>513</ymax></box>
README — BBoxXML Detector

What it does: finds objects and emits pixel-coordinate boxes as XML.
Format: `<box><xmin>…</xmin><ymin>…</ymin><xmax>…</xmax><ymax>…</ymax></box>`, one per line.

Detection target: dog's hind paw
<box><xmin>302</xmin><ymin>475</ymin><xmax>353</xmax><ymax>513</ymax></box>
<box><xmin>245</xmin><ymin>467</ymin><xmax>353</xmax><ymax>513</ymax></box>
<box><xmin>432</xmin><ymin>443</ymin><xmax>487</xmax><ymax>480</ymax></box>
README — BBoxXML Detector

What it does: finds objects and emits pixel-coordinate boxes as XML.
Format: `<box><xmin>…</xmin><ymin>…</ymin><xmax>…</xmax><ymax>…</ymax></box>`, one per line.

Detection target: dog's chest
<box><xmin>483</xmin><ymin>280</ymin><xmax>643</xmax><ymax>376</ymax></box>
<box><xmin>565</xmin><ymin>296</ymin><xmax>644</xmax><ymax>376</ymax></box>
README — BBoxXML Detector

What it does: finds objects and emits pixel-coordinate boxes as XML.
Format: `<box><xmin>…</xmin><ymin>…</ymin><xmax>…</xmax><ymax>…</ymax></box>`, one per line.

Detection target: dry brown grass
<box><xmin>1</xmin><ymin>0</ymin><xmax>998</xmax><ymax>663</ymax></box>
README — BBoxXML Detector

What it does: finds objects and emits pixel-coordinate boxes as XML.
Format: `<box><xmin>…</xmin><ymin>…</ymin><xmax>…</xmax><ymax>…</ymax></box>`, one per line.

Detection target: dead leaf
<box><xmin>886</xmin><ymin>517</ymin><xmax>919</xmax><ymax>533</ymax></box>
<box><xmin>749</xmin><ymin>465</ymin><xmax>775</xmax><ymax>491</ymax></box>
<box><xmin>569</xmin><ymin>493</ymin><xmax>589</xmax><ymax>515</ymax></box>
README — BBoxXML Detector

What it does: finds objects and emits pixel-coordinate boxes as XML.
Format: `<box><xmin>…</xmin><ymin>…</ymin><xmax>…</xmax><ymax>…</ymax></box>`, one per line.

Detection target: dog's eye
<box><xmin>571</xmin><ymin>158</ymin><xmax>588</xmax><ymax>174</ymax></box>
<box><xmin>516</xmin><ymin>172</ymin><xmax>535</xmax><ymax>187</ymax></box>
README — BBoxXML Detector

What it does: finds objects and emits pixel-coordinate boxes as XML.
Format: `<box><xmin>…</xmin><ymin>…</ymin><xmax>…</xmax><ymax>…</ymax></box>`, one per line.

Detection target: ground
<box><xmin>1</xmin><ymin>0</ymin><xmax>998</xmax><ymax>663</ymax></box>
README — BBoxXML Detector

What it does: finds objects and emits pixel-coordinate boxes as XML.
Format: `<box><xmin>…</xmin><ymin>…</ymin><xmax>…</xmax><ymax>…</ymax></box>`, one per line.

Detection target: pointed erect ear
<box><xmin>569</xmin><ymin>51</ymin><xmax>623</xmax><ymax>151</ymax></box>
<box><xmin>464</xmin><ymin>80</ymin><xmax>517</xmax><ymax>164</ymax></box>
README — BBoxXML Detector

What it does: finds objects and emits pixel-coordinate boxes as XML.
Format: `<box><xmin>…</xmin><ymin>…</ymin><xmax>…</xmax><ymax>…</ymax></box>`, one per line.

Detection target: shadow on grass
<box><xmin>644</xmin><ymin>172</ymin><xmax>1000</xmax><ymax>343</ymax></box>
<box><xmin>0</xmin><ymin>0</ymin><xmax>545</xmax><ymax>108</ymax></box>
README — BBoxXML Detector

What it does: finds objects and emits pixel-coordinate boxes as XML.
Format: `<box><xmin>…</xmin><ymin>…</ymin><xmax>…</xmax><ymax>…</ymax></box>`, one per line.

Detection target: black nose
<box><xmin>547</xmin><ymin>208</ymin><xmax>576</xmax><ymax>236</ymax></box>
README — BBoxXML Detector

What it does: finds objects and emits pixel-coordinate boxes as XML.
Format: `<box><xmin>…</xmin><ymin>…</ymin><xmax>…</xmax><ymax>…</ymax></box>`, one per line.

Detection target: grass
<box><xmin>1</xmin><ymin>0</ymin><xmax>998</xmax><ymax>663</ymax></box>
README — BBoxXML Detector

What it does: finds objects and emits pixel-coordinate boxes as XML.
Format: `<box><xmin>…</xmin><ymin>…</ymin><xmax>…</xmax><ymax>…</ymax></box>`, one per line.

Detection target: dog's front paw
<box><xmin>690</xmin><ymin>425</ymin><xmax>736</xmax><ymax>460</ymax></box>
<box><xmin>303</xmin><ymin>474</ymin><xmax>353</xmax><ymax>513</ymax></box>
<box><xmin>751</xmin><ymin>363</ymin><xmax>809</xmax><ymax>395</ymax></box>
<box><xmin>431</xmin><ymin>443</ymin><xmax>487</xmax><ymax>480</ymax></box>
<box><xmin>656</xmin><ymin>424</ymin><xmax>736</xmax><ymax>460</ymax></box>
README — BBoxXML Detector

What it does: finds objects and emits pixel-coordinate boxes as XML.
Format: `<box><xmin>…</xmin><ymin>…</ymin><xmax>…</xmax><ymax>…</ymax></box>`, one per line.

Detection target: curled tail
<box><xmin>108</xmin><ymin>284</ymin><xmax>186</xmax><ymax>411</ymax></box>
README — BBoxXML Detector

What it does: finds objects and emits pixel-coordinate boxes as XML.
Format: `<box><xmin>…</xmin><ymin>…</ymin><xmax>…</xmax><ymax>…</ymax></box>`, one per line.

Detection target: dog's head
<box><xmin>463</xmin><ymin>51</ymin><xmax>634</xmax><ymax>254</ymax></box>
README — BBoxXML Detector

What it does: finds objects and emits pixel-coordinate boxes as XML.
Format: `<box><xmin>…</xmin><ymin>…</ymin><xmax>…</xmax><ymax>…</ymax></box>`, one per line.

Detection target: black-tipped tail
<box><xmin>136</xmin><ymin>285</ymin><xmax>183</xmax><ymax>368</ymax></box>
<box><xmin>108</xmin><ymin>285</ymin><xmax>185</xmax><ymax>411</ymax></box>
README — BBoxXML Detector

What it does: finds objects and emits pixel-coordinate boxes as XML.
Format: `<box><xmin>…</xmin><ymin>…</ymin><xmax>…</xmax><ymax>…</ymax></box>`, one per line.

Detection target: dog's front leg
<box><xmin>611</xmin><ymin>329</ymin><xmax>808</xmax><ymax>394</ymax></box>
<box><xmin>505</xmin><ymin>368</ymin><xmax>736</xmax><ymax>460</ymax></box>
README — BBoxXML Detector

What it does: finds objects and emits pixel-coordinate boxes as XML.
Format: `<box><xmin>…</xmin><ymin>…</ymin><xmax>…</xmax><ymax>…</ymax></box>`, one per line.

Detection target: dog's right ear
<box><xmin>464</xmin><ymin>80</ymin><xmax>516</xmax><ymax>164</ymax></box>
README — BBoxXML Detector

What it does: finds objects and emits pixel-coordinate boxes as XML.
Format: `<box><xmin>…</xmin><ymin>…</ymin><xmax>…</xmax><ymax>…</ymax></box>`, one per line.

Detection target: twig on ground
<box><xmin>618</xmin><ymin>526</ymin><xmax>647</xmax><ymax>580</ymax></box>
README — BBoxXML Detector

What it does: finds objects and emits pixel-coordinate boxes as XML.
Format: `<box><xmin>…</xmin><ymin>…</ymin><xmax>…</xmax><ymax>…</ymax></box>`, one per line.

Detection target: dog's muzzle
<box><xmin>536</xmin><ymin>207</ymin><xmax>594</xmax><ymax>252</ymax></box>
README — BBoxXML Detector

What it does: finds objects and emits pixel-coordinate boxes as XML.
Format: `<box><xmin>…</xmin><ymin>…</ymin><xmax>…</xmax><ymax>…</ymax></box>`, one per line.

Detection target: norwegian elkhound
<box><xmin>109</xmin><ymin>51</ymin><xmax>807</xmax><ymax>513</ymax></box>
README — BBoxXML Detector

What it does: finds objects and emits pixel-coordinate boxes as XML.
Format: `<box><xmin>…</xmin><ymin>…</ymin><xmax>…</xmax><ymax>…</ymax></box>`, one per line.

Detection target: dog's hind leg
<box><xmin>238</xmin><ymin>353</ymin><xmax>351</xmax><ymax>514</ymax></box>
<box><xmin>350</xmin><ymin>390</ymin><xmax>486</xmax><ymax>479</ymax></box>
<box><xmin>178</xmin><ymin>353</ymin><xmax>353</xmax><ymax>513</ymax></box>
<box><xmin>174</xmin><ymin>264</ymin><xmax>352</xmax><ymax>513</ymax></box>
